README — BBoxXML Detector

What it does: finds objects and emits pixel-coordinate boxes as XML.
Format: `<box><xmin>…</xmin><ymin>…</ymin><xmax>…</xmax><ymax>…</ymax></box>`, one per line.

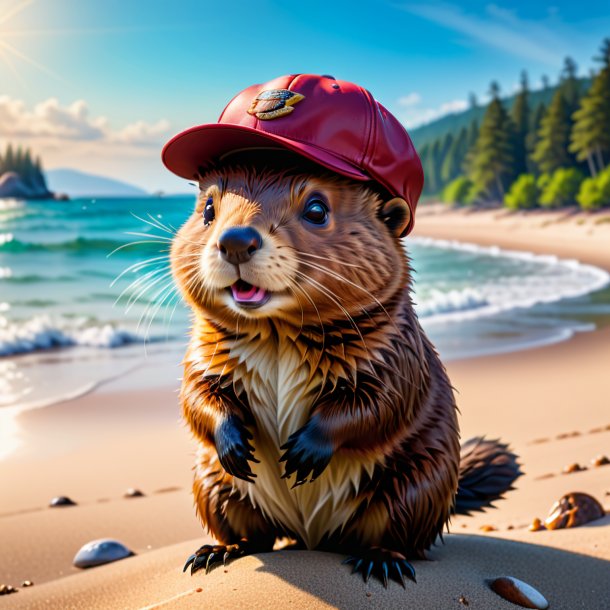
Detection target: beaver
<box><xmin>163</xmin><ymin>74</ymin><xmax>521</xmax><ymax>587</ymax></box>
<box><xmin>168</xmin><ymin>150</ymin><xmax>520</xmax><ymax>587</ymax></box>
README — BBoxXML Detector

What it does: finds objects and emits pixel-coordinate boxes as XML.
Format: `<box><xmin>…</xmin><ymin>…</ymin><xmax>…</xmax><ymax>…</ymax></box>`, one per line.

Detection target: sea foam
<box><xmin>0</xmin><ymin>314</ymin><xmax>149</xmax><ymax>356</ymax></box>
<box><xmin>410</xmin><ymin>237</ymin><xmax>610</xmax><ymax>323</ymax></box>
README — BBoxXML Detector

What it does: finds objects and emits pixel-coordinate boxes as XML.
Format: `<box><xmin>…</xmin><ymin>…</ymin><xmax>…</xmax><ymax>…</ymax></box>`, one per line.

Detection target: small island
<box><xmin>0</xmin><ymin>143</ymin><xmax>67</xmax><ymax>200</ymax></box>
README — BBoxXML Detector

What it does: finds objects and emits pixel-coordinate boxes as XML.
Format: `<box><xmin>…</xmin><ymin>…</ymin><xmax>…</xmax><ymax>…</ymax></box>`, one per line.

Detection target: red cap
<box><xmin>162</xmin><ymin>74</ymin><xmax>423</xmax><ymax>236</ymax></box>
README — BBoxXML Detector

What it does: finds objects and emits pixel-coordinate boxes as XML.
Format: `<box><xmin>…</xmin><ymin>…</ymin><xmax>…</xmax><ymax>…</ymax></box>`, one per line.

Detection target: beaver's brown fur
<box><xmin>171</xmin><ymin>156</ymin><xmax>520</xmax><ymax>586</ymax></box>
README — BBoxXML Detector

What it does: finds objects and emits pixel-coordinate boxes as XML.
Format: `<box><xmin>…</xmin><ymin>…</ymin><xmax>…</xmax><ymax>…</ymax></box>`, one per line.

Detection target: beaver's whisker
<box><xmin>294</xmin><ymin>270</ymin><xmax>371</xmax><ymax>363</ymax></box>
<box><xmin>142</xmin><ymin>281</ymin><xmax>178</xmax><ymax>352</ymax></box>
<box><xmin>288</xmin><ymin>277</ymin><xmax>324</xmax><ymax>341</ymax></box>
<box><xmin>111</xmin><ymin>255</ymin><xmax>170</xmax><ymax>287</ymax></box>
<box><xmin>125</xmin><ymin>231</ymin><xmax>173</xmax><ymax>242</ymax></box>
<box><xmin>296</xmin><ymin>259</ymin><xmax>400</xmax><ymax>335</ymax></box>
<box><xmin>130</xmin><ymin>212</ymin><xmax>176</xmax><ymax>237</ymax></box>
<box><xmin>285</xmin><ymin>282</ymin><xmax>305</xmax><ymax>334</ymax></box>
<box><xmin>278</xmin><ymin>246</ymin><xmax>364</xmax><ymax>269</ymax></box>
<box><xmin>137</xmin><ymin>277</ymin><xmax>176</xmax><ymax>339</ymax></box>
<box><xmin>126</xmin><ymin>270</ymin><xmax>173</xmax><ymax>313</ymax></box>
<box><xmin>113</xmin><ymin>266</ymin><xmax>168</xmax><ymax>309</ymax></box>
<box><xmin>107</xmin><ymin>240</ymin><xmax>171</xmax><ymax>258</ymax></box>
<box><xmin>123</xmin><ymin>267</ymin><xmax>170</xmax><ymax>305</ymax></box>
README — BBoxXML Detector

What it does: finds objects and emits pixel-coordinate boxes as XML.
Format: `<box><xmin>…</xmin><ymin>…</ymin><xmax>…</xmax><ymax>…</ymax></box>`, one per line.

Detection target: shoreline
<box><xmin>2</xmin><ymin>204</ymin><xmax>610</xmax><ymax>608</ymax></box>
<box><xmin>412</xmin><ymin>203</ymin><xmax>610</xmax><ymax>273</ymax></box>
<box><xmin>3</xmin><ymin>206</ymin><xmax>610</xmax><ymax>419</ymax></box>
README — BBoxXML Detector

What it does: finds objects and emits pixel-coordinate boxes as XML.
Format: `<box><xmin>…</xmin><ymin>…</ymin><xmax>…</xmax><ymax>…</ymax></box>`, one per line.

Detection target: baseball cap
<box><xmin>162</xmin><ymin>74</ymin><xmax>423</xmax><ymax>236</ymax></box>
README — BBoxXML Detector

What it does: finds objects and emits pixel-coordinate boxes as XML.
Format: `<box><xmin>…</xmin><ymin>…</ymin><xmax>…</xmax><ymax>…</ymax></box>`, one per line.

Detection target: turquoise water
<box><xmin>1</xmin><ymin>196</ymin><xmax>609</xmax><ymax>409</ymax></box>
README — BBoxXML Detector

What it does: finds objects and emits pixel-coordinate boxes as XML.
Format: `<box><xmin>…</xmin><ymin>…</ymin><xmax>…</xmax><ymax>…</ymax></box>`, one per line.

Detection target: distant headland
<box><xmin>0</xmin><ymin>144</ymin><xmax>67</xmax><ymax>200</ymax></box>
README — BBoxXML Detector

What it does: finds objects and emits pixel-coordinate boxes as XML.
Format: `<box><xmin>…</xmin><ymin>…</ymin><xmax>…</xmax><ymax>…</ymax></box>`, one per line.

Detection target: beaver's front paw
<box><xmin>279</xmin><ymin>417</ymin><xmax>333</xmax><ymax>486</ymax></box>
<box><xmin>215</xmin><ymin>415</ymin><xmax>259</xmax><ymax>483</ymax></box>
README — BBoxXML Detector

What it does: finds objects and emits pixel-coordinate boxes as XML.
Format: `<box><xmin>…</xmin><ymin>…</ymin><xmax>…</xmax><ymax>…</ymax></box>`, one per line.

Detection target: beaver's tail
<box><xmin>453</xmin><ymin>437</ymin><xmax>522</xmax><ymax>515</ymax></box>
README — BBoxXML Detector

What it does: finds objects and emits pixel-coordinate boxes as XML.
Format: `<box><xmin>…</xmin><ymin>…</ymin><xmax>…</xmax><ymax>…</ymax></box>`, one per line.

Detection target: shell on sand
<box><xmin>591</xmin><ymin>455</ymin><xmax>610</xmax><ymax>467</ymax></box>
<box><xmin>544</xmin><ymin>492</ymin><xmax>605</xmax><ymax>530</ymax></box>
<box><xmin>49</xmin><ymin>496</ymin><xmax>76</xmax><ymax>507</ymax></box>
<box><xmin>489</xmin><ymin>576</ymin><xmax>549</xmax><ymax>609</ymax></box>
<box><xmin>124</xmin><ymin>488</ymin><xmax>145</xmax><ymax>498</ymax></box>
<box><xmin>73</xmin><ymin>539</ymin><xmax>134</xmax><ymax>569</ymax></box>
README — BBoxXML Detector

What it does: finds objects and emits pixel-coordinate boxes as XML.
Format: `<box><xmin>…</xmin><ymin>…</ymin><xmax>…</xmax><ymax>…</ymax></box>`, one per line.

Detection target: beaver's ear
<box><xmin>378</xmin><ymin>197</ymin><xmax>411</xmax><ymax>238</ymax></box>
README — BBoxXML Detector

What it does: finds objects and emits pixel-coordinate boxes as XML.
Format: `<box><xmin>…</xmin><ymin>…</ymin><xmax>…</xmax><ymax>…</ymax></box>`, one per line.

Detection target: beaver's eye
<box><xmin>202</xmin><ymin>197</ymin><xmax>215</xmax><ymax>226</ymax></box>
<box><xmin>302</xmin><ymin>199</ymin><xmax>328</xmax><ymax>225</ymax></box>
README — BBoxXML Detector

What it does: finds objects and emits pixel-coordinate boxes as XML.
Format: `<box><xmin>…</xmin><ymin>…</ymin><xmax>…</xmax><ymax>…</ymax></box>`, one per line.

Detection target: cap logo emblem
<box><xmin>247</xmin><ymin>89</ymin><xmax>305</xmax><ymax>120</ymax></box>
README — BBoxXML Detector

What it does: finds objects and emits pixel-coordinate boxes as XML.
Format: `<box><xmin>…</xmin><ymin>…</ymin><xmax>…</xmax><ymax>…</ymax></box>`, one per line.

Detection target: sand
<box><xmin>1</xmin><ymin>205</ymin><xmax>609</xmax><ymax>609</ymax></box>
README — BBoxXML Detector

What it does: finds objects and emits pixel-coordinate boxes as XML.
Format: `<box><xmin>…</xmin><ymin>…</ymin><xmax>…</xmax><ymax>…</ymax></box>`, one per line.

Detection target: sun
<box><xmin>0</xmin><ymin>0</ymin><xmax>62</xmax><ymax>85</ymax></box>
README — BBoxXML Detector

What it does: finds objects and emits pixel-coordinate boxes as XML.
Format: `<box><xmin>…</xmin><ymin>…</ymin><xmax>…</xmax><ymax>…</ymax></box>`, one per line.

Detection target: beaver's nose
<box><xmin>217</xmin><ymin>227</ymin><xmax>263</xmax><ymax>265</ymax></box>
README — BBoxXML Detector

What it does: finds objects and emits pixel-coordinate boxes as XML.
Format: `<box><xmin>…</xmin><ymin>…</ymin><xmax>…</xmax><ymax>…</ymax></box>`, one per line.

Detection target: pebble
<box><xmin>479</xmin><ymin>524</ymin><xmax>497</xmax><ymax>532</ymax></box>
<box><xmin>489</xmin><ymin>576</ymin><xmax>548</xmax><ymax>609</ymax></box>
<box><xmin>528</xmin><ymin>517</ymin><xmax>544</xmax><ymax>532</ymax></box>
<box><xmin>73</xmin><ymin>539</ymin><xmax>134</xmax><ymax>569</ymax></box>
<box><xmin>545</xmin><ymin>492</ymin><xmax>605</xmax><ymax>530</ymax></box>
<box><xmin>21</xmin><ymin>580</ymin><xmax>33</xmax><ymax>587</ymax></box>
<box><xmin>124</xmin><ymin>488</ymin><xmax>145</xmax><ymax>498</ymax></box>
<box><xmin>562</xmin><ymin>463</ymin><xmax>586</xmax><ymax>474</ymax></box>
<box><xmin>49</xmin><ymin>496</ymin><xmax>77</xmax><ymax>507</ymax></box>
<box><xmin>0</xmin><ymin>584</ymin><xmax>17</xmax><ymax>595</ymax></box>
<box><xmin>591</xmin><ymin>455</ymin><xmax>610</xmax><ymax>467</ymax></box>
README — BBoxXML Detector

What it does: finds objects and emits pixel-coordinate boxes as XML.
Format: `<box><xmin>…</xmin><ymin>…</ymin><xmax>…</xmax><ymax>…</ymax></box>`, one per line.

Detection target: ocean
<box><xmin>1</xmin><ymin>196</ymin><xmax>610</xmax><ymax>412</ymax></box>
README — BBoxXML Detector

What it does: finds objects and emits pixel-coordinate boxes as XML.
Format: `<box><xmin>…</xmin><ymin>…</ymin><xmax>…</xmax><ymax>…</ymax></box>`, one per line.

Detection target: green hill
<box><xmin>409</xmin><ymin>77</ymin><xmax>591</xmax><ymax>149</ymax></box>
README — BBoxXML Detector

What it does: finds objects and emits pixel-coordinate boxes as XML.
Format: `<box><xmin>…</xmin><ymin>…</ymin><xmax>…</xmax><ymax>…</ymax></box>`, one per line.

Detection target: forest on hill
<box><xmin>0</xmin><ymin>143</ymin><xmax>56</xmax><ymax>199</ymax></box>
<box><xmin>414</xmin><ymin>38</ymin><xmax>610</xmax><ymax>211</ymax></box>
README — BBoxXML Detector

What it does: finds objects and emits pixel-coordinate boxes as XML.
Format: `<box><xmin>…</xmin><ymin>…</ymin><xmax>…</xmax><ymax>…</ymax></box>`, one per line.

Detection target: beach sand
<box><xmin>2</xmin><ymin>205</ymin><xmax>609</xmax><ymax>609</ymax></box>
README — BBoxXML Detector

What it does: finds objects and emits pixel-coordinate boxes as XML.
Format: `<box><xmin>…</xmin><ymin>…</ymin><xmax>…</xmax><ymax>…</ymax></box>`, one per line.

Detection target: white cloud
<box><xmin>399</xmin><ymin>2</ymin><xmax>564</xmax><ymax>66</ymax></box>
<box><xmin>397</xmin><ymin>95</ymin><xmax>468</xmax><ymax>129</ymax></box>
<box><xmin>112</xmin><ymin>119</ymin><xmax>172</xmax><ymax>146</ymax></box>
<box><xmin>0</xmin><ymin>95</ymin><xmax>171</xmax><ymax>146</ymax></box>
<box><xmin>398</xmin><ymin>92</ymin><xmax>422</xmax><ymax>107</ymax></box>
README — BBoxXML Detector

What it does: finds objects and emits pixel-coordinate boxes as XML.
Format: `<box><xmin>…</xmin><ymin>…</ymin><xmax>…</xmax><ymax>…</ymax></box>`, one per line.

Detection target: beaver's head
<box><xmin>171</xmin><ymin>153</ymin><xmax>412</xmax><ymax>329</ymax></box>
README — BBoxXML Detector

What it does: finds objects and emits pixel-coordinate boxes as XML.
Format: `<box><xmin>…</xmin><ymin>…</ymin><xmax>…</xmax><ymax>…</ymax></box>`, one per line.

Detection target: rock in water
<box><xmin>73</xmin><ymin>539</ymin><xmax>134</xmax><ymax>568</ymax></box>
<box><xmin>49</xmin><ymin>496</ymin><xmax>77</xmax><ymax>507</ymax></box>
<box><xmin>489</xmin><ymin>577</ymin><xmax>548</xmax><ymax>609</ymax></box>
<box><xmin>545</xmin><ymin>492</ymin><xmax>605</xmax><ymax>530</ymax></box>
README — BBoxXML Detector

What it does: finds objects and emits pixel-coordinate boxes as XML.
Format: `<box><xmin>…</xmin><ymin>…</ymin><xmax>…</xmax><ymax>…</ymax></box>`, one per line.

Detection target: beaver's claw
<box><xmin>183</xmin><ymin>543</ymin><xmax>247</xmax><ymax>576</ymax></box>
<box><xmin>279</xmin><ymin>418</ymin><xmax>333</xmax><ymax>487</ymax></box>
<box><xmin>342</xmin><ymin>548</ymin><xmax>416</xmax><ymax>588</ymax></box>
<box><xmin>215</xmin><ymin>415</ymin><xmax>259</xmax><ymax>483</ymax></box>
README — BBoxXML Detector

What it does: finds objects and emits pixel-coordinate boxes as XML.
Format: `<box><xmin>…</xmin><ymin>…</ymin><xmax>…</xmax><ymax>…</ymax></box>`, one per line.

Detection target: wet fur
<box><xmin>172</xmin><ymin>162</ymin><xmax>514</xmax><ymax>574</ymax></box>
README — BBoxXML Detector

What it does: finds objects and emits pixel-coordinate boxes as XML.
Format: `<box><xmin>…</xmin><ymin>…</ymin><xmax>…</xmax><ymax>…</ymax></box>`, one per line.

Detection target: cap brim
<box><xmin>162</xmin><ymin>123</ymin><xmax>369</xmax><ymax>183</ymax></box>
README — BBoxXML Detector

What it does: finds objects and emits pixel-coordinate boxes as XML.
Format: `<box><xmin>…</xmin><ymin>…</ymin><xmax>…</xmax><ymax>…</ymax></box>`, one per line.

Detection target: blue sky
<box><xmin>1</xmin><ymin>0</ymin><xmax>609</xmax><ymax>192</ymax></box>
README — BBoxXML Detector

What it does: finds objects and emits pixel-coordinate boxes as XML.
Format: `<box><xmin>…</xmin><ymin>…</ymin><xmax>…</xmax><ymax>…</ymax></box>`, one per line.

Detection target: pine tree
<box><xmin>560</xmin><ymin>56</ymin><xmax>581</xmax><ymax>114</ymax></box>
<box><xmin>441</xmin><ymin>126</ymin><xmax>468</xmax><ymax>184</ymax></box>
<box><xmin>4</xmin><ymin>143</ymin><xmax>15</xmax><ymax>171</ymax></box>
<box><xmin>437</xmin><ymin>132</ymin><xmax>454</xmax><ymax>189</ymax></box>
<box><xmin>418</xmin><ymin>143</ymin><xmax>430</xmax><ymax>193</ymax></box>
<box><xmin>511</xmin><ymin>70</ymin><xmax>530</xmax><ymax>176</ymax></box>
<box><xmin>526</xmin><ymin>102</ymin><xmax>546</xmax><ymax>173</ymax></box>
<box><xmin>34</xmin><ymin>156</ymin><xmax>49</xmax><ymax>190</ymax></box>
<box><xmin>467</xmin><ymin>82</ymin><xmax>516</xmax><ymax>201</ymax></box>
<box><xmin>423</xmin><ymin>138</ymin><xmax>443</xmax><ymax>194</ymax></box>
<box><xmin>570</xmin><ymin>39</ymin><xmax>610</xmax><ymax>176</ymax></box>
<box><xmin>532</xmin><ymin>89</ymin><xmax>575</xmax><ymax>173</ymax></box>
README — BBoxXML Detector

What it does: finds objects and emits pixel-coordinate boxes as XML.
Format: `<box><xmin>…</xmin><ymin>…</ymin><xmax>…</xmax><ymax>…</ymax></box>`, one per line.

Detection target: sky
<box><xmin>1</xmin><ymin>0</ymin><xmax>609</xmax><ymax>193</ymax></box>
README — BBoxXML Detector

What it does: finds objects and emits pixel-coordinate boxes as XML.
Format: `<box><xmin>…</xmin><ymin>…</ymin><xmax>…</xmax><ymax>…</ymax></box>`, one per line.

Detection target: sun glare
<box><xmin>0</xmin><ymin>0</ymin><xmax>63</xmax><ymax>84</ymax></box>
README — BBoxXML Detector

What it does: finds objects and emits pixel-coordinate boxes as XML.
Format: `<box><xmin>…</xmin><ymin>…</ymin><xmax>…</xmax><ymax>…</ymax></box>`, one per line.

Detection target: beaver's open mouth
<box><xmin>229</xmin><ymin>279</ymin><xmax>271</xmax><ymax>308</ymax></box>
